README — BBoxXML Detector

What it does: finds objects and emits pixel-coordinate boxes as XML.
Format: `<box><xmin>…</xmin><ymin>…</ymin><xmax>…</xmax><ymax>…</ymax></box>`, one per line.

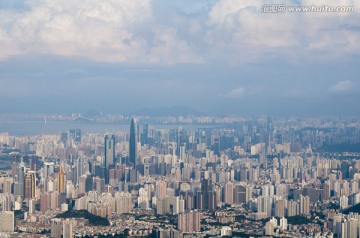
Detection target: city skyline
<box><xmin>1</xmin><ymin>1</ymin><xmax>360</xmax><ymax>236</ymax></box>
<box><xmin>0</xmin><ymin>116</ymin><xmax>359</xmax><ymax>237</ymax></box>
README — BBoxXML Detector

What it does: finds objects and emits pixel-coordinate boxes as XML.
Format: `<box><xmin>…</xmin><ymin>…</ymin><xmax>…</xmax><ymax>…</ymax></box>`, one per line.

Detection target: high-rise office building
<box><xmin>57</xmin><ymin>166</ymin><xmax>65</xmax><ymax>193</ymax></box>
<box><xmin>25</xmin><ymin>171</ymin><xmax>36</xmax><ymax>199</ymax></box>
<box><xmin>15</xmin><ymin>165</ymin><xmax>25</xmax><ymax>197</ymax></box>
<box><xmin>79</xmin><ymin>172</ymin><xmax>93</xmax><ymax>193</ymax></box>
<box><xmin>104</xmin><ymin>134</ymin><xmax>115</xmax><ymax>183</ymax></box>
<box><xmin>176</xmin><ymin>127</ymin><xmax>182</xmax><ymax>156</ymax></box>
<box><xmin>61</xmin><ymin>132</ymin><xmax>68</xmax><ymax>146</ymax></box>
<box><xmin>201</xmin><ymin>178</ymin><xmax>216</xmax><ymax>209</ymax></box>
<box><xmin>341</xmin><ymin>162</ymin><xmax>350</xmax><ymax>180</ymax></box>
<box><xmin>40</xmin><ymin>193</ymin><xmax>48</xmax><ymax>212</ymax></box>
<box><xmin>105</xmin><ymin>135</ymin><xmax>115</xmax><ymax>169</ymax></box>
<box><xmin>141</xmin><ymin>124</ymin><xmax>149</xmax><ymax>145</ymax></box>
<box><xmin>223</xmin><ymin>182</ymin><xmax>234</xmax><ymax>205</ymax></box>
<box><xmin>129</xmin><ymin>118</ymin><xmax>139</xmax><ymax>168</ymax></box>
<box><xmin>11</xmin><ymin>156</ymin><xmax>17</xmax><ymax>178</ymax></box>
<box><xmin>76</xmin><ymin>157</ymin><xmax>89</xmax><ymax>183</ymax></box>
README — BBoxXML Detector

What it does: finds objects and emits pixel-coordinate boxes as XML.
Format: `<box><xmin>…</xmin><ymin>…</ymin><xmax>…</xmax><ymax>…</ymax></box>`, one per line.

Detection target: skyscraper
<box><xmin>141</xmin><ymin>124</ymin><xmax>149</xmax><ymax>145</ymax></box>
<box><xmin>29</xmin><ymin>155</ymin><xmax>37</xmax><ymax>171</ymax></box>
<box><xmin>25</xmin><ymin>171</ymin><xmax>36</xmax><ymax>199</ymax></box>
<box><xmin>76</xmin><ymin>157</ymin><xmax>89</xmax><ymax>183</ymax></box>
<box><xmin>129</xmin><ymin>118</ymin><xmax>138</xmax><ymax>168</ymax></box>
<box><xmin>57</xmin><ymin>166</ymin><xmax>65</xmax><ymax>193</ymax></box>
<box><xmin>40</xmin><ymin>193</ymin><xmax>48</xmax><ymax>212</ymax></box>
<box><xmin>176</xmin><ymin>127</ymin><xmax>183</xmax><ymax>156</ymax></box>
<box><xmin>223</xmin><ymin>182</ymin><xmax>234</xmax><ymax>205</ymax></box>
<box><xmin>104</xmin><ymin>135</ymin><xmax>115</xmax><ymax>183</ymax></box>
<box><xmin>105</xmin><ymin>135</ymin><xmax>115</xmax><ymax>168</ymax></box>
<box><xmin>61</xmin><ymin>132</ymin><xmax>68</xmax><ymax>146</ymax></box>
<box><xmin>11</xmin><ymin>156</ymin><xmax>17</xmax><ymax>179</ymax></box>
<box><xmin>201</xmin><ymin>178</ymin><xmax>215</xmax><ymax>209</ymax></box>
<box><xmin>15</xmin><ymin>165</ymin><xmax>25</xmax><ymax>197</ymax></box>
<box><xmin>341</xmin><ymin>162</ymin><xmax>350</xmax><ymax>179</ymax></box>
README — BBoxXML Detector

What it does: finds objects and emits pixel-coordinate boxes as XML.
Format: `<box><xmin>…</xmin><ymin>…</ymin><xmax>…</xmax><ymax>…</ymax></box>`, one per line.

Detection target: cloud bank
<box><xmin>0</xmin><ymin>0</ymin><xmax>359</xmax><ymax>64</ymax></box>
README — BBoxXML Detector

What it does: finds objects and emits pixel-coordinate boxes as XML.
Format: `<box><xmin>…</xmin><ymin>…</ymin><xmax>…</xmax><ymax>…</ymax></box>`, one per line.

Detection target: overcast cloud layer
<box><xmin>0</xmin><ymin>0</ymin><xmax>359</xmax><ymax>116</ymax></box>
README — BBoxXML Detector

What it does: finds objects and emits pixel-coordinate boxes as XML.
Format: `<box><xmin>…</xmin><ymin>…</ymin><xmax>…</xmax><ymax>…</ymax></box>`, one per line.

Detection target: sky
<box><xmin>0</xmin><ymin>0</ymin><xmax>359</xmax><ymax>116</ymax></box>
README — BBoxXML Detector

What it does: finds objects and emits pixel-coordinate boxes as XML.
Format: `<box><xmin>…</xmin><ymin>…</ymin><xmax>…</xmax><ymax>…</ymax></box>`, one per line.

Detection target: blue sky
<box><xmin>0</xmin><ymin>0</ymin><xmax>359</xmax><ymax>116</ymax></box>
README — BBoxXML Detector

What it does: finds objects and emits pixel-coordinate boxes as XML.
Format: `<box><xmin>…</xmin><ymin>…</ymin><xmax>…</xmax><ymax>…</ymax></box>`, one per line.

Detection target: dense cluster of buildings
<box><xmin>0</xmin><ymin>116</ymin><xmax>360</xmax><ymax>237</ymax></box>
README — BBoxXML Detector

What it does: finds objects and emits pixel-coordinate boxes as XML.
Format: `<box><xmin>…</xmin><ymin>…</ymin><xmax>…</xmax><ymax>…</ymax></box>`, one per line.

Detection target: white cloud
<box><xmin>0</xmin><ymin>0</ymin><xmax>201</xmax><ymax>63</ymax></box>
<box><xmin>0</xmin><ymin>0</ymin><xmax>359</xmax><ymax>63</ymax></box>
<box><xmin>1</xmin><ymin>0</ymin><xmax>153</xmax><ymax>62</ymax></box>
<box><xmin>224</xmin><ymin>87</ymin><xmax>245</xmax><ymax>98</ymax></box>
<box><xmin>205</xmin><ymin>0</ymin><xmax>360</xmax><ymax>63</ymax></box>
<box><xmin>329</xmin><ymin>80</ymin><xmax>354</xmax><ymax>93</ymax></box>
<box><xmin>149</xmin><ymin>28</ymin><xmax>204</xmax><ymax>64</ymax></box>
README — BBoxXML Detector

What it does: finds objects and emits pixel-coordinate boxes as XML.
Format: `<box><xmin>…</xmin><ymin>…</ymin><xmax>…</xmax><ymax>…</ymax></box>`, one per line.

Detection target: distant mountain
<box><xmin>130</xmin><ymin>106</ymin><xmax>206</xmax><ymax>117</ymax></box>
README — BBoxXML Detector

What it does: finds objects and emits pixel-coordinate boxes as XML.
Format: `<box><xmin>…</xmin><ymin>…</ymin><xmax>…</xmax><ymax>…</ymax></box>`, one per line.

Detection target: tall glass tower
<box><xmin>129</xmin><ymin>118</ymin><xmax>138</xmax><ymax>168</ymax></box>
<box><xmin>15</xmin><ymin>165</ymin><xmax>25</xmax><ymax>197</ymax></box>
<box><xmin>105</xmin><ymin>135</ymin><xmax>115</xmax><ymax>182</ymax></box>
